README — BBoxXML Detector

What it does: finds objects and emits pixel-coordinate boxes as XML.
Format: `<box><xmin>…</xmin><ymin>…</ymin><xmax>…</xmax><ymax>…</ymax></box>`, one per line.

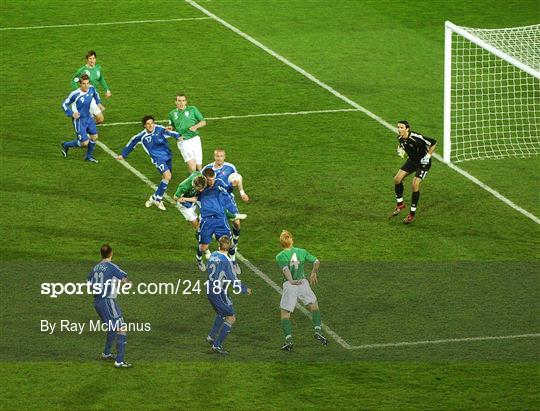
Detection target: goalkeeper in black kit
<box><xmin>391</xmin><ymin>120</ymin><xmax>437</xmax><ymax>224</ymax></box>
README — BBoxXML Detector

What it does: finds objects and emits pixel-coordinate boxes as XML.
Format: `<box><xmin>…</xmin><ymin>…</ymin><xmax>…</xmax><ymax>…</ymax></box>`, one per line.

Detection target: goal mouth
<box><xmin>443</xmin><ymin>21</ymin><xmax>540</xmax><ymax>163</ymax></box>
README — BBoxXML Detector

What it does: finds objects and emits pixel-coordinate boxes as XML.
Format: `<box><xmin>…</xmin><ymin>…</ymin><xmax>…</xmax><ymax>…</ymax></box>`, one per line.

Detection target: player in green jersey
<box><xmin>71</xmin><ymin>50</ymin><xmax>111</xmax><ymax>124</ymax></box>
<box><xmin>275</xmin><ymin>230</ymin><xmax>328</xmax><ymax>351</ymax></box>
<box><xmin>167</xmin><ymin>93</ymin><xmax>206</xmax><ymax>173</ymax></box>
<box><xmin>173</xmin><ymin>172</ymin><xmax>207</xmax><ymax>230</ymax></box>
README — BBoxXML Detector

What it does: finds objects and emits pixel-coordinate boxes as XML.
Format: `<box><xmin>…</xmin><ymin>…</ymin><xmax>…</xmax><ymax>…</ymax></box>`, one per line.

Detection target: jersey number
<box><xmin>208</xmin><ymin>263</ymin><xmax>226</xmax><ymax>282</ymax></box>
<box><xmin>93</xmin><ymin>272</ymin><xmax>104</xmax><ymax>285</ymax></box>
<box><xmin>289</xmin><ymin>253</ymin><xmax>299</xmax><ymax>271</ymax></box>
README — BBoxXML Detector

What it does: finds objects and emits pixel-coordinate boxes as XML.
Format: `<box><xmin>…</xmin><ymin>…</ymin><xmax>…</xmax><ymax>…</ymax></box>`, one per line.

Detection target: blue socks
<box><xmin>154</xmin><ymin>179</ymin><xmax>169</xmax><ymax>202</ymax></box>
<box><xmin>64</xmin><ymin>139</ymin><xmax>79</xmax><ymax>148</ymax></box>
<box><xmin>208</xmin><ymin>315</ymin><xmax>225</xmax><ymax>339</ymax></box>
<box><xmin>232</xmin><ymin>226</ymin><xmax>240</xmax><ymax>245</ymax></box>
<box><xmin>104</xmin><ymin>330</ymin><xmax>116</xmax><ymax>355</ymax></box>
<box><xmin>116</xmin><ymin>334</ymin><xmax>127</xmax><ymax>363</ymax></box>
<box><xmin>85</xmin><ymin>140</ymin><xmax>96</xmax><ymax>159</ymax></box>
<box><xmin>213</xmin><ymin>321</ymin><xmax>232</xmax><ymax>348</ymax></box>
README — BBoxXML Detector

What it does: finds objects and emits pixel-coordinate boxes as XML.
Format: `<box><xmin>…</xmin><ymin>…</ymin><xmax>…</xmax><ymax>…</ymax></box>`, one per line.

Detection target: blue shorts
<box><xmin>94</xmin><ymin>298</ymin><xmax>125</xmax><ymax>331</ymax></box>
<box><xmin>208</xmin><ymin>293</ymin><xmax>235</xmax><ymax>317</ymax></box>
<box><xmin>152</xmin><ymin>157</ymin><xmax>172</xmax><ymax>175</ymax></box>
<box><xmin>73</xmin><ymin>117</ymin><xmax>97</xmax><ymax>143</ymax></box>
<box><xmin>198</xmin><ymin>216</ymin><xmax>231</xmax><ymax>245</ymax></box>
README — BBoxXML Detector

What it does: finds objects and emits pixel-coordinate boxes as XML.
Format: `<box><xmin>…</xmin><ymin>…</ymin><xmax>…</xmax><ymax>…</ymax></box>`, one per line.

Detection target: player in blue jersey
<box><xmin>117</xmin><ymin>115</ymin><xmax>182</xmax><ymax>211</ymax></box>
<box><xmin>71</xmin><ymin>50</ymin><xmax>110</xmax><ymax>124</ymax></box>
<box><xmin>202</xmin><ymin>149</ymin><xmax>249</xmax><ymax>248</ymax></box>
<box><xmin>60</xmin><ymin>74</ymin><xmax>101</xmax><ymax>163</ymax></box>
<box><xmin>206</xmin><ymin>236</ymin><xmax>251</xmax><ymax>355</ymax></box>
<box><xmin>87</xmin><ymin>244</ymin><xmax>132</xmax><ymax>368</ymax></box>
<box><xmin>196</xmin><ymin>168</ymin><xmax>241</xmax><ymax>274</ymax></box>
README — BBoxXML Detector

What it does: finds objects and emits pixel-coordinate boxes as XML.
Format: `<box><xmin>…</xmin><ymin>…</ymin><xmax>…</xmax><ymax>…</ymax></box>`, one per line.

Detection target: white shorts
<box><xmin>90</xmin><ymin>99</ymin><xmax>102</xmax><ymax>116</ymax></box>
<box><xmin>177</xmin><ymin>203</ymin><xmax>198</xmax><ymax>222</ymax></box>
<box><xmin>177</xmin><ymin>136</ymin><xmax>202</xmax><ymax>165</ymax></box>
<box><xmin>280</xmin><ymin>279</ymin><xmax>317</xmax><ymax>312</ymax></box>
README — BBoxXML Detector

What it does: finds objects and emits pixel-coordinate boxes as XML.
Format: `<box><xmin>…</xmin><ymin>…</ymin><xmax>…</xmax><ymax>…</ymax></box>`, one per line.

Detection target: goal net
<box><xmin>443</xmin><ymin>21</ymin><xmax>540</xmax><ymax>163</ymax></box>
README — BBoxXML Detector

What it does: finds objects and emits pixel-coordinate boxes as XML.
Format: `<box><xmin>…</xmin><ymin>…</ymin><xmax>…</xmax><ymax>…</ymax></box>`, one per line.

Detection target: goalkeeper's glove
<box><xmin>396</xmin><ymin>146</ymin><xmax>406</xmax><ymax>158</ymax></box>
<box><xmin>420</xmin><ymin>153</ymin><xmax>431</xmax><ymax>165</ymax></box>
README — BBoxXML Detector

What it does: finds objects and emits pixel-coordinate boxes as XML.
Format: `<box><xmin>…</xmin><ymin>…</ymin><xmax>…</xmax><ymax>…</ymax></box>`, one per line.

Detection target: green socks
<box><xmin>282</xmin><ymin>311</ymin><xmax>322</xmax><ymax>341</ymax></box>
<box><xmin>312</xmin><ymin>310</ymin><xmax>322</xmax><ymax>333</ymax></box>
<box><xmin>281</xmin><ymin>319</ymin><xmax>292</xmax><ymax>341</ymax></box>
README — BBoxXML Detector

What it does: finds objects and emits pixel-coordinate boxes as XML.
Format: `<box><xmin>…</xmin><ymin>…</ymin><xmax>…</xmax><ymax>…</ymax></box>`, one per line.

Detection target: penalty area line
<box><xmin>98</xmin><ymin>108</ymin><xmax>360</xmax><ymax>128</ymax></box>
<box><xmin>350</xmin><ymin>333</ymin><xmax>540</xmax><ymax>350</ymax></box>
<box><xmin>186</xmin><ymin>0</ymin><xmax>539</xmax><ymax>225</ymax></box>
<box><xmin>0</xmin><ymin>17</ymin><xmax>211</xmax><ymax>31</ymax></box>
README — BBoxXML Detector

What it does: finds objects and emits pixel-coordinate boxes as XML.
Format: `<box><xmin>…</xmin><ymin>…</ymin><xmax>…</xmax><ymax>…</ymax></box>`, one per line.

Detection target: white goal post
<box><xmin>443</xmin><ymin>21</ymin><xmax>540</xmax><ymax>163</ymax></box>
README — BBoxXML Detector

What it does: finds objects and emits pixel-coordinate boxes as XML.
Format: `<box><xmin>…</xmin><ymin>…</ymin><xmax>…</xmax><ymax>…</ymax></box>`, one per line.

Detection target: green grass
<box><xmin>2</xmin><ymin>362</ymin><xmax>538</xmax><ymax>410</ymax></box>
<box><xmin>1</xmin><ymin>0</ymin><xmax>539</xmax><ymax>409</ymax></box>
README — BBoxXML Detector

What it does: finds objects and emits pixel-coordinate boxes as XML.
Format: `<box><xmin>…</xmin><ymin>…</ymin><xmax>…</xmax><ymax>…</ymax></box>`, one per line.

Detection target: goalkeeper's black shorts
<box><xmin>400</xmin><ymin>159</ymin><xmax>431</xmax><ymax>180</ymax></box>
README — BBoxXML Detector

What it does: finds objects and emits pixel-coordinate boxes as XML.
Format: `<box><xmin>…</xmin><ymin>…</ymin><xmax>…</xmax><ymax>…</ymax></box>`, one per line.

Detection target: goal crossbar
<box><xmin>445</xmin><ymin>21</ymin><xmax>540</xmax><ymax>79</ymax></box>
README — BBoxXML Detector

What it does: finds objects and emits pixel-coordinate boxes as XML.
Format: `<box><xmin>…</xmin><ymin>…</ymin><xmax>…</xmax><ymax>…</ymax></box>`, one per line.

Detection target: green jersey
<box><xmin>276</xmin><ymin>247</ymin><xmax>317</xmax><ymax>281</ymax></box>
<box><xmin>71</xmin><ymin>64</ymin><xmax>110</xmax><ymax>92</ymax></box>
<box><xmin>174</xmin><ymin>171</ymin><xmax>202</xmax><ymax>198</ymax></box>
<box><xmin>168</xmin><ymin>106</ymin><xmax>205</xmax><ymax>140</ymax></box>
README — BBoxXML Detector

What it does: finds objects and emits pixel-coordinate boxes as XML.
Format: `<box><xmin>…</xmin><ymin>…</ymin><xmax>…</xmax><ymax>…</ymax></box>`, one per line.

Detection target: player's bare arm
<box><xmin>178</xmin><ymin>196</ymin><xmax>197</xmax><ymax>203</ymax></box>
<box><xmin>237</xmin><ymin>181</ymin><xmax>249</xmax><ymax>202</ymax></box>
<box><xmin>120</xmin><ymin>277</ymin><xmax>131</xmax><ymax>285</ymax></box>
<box><xmin>282</xmin><ymin>267</ymin><xmax>302</xmax><ymax>285</ymax></box>
<box><xmin>189</xmin><ymin>120</ymin><xmax>206</xmax><ymax>132</ymax></box>
<box><xmin>309</xmin><ymin>259</ymin><xmax>320</xmax><ymax>285</ymax></box>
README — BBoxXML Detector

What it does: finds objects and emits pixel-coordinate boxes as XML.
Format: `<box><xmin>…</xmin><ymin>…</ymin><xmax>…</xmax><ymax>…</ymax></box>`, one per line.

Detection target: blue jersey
<box><xmin>203</xmin><ymin>162</ymin><xmax>237</xmax><ymax>193</ymax></box>
<box><xmin>62</xmin><ymin>86</ymin><xmax>101</xmax><ymax>119</ymax></box>
<box><xmin>87</xmin><ymin>261</ymin><xmax>127</xmax><ymax>301</ymax></box>
<box><xmin>207</xmin><ymin>252</ymin><xmax>248</xmax><ymax>298</ymax></box>
<box><xmin>121</xmin><ymin>125</ymin><xmax>180</xmax><ymax>162</ymax></box>
<box><xmin>199</xmin><ymin>178</ymin><xmax>230</xmax><ymax>218</ymax></box>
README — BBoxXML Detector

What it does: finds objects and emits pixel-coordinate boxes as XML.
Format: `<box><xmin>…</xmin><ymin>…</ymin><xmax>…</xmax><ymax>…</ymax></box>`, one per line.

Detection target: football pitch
<box><xmin>1</xmin><ymin>0</ymin><xmax>539</xmax><ymax>409</ymax></box>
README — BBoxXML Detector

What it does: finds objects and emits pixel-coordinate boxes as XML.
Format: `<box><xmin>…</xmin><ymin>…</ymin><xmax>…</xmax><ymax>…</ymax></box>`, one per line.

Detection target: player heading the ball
<box><xmin>202</xmin><ymin>148</ymin><xmax>249</xmax><ymax>250</ymax></box>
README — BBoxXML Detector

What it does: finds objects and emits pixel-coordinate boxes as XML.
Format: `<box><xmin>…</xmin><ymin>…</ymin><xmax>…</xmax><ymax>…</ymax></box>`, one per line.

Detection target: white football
<box><xmin>228</xmin><ymin>172</ymin><xmax>242</xmax><ymax>185</ymax></box>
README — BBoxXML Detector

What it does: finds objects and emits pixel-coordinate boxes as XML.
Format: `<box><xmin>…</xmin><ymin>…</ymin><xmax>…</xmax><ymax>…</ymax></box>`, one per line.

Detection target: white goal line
<box><xmin>98</xmin><ymin>108</ymin><xmax>360</xmax><ymax>127</ymax></box>
<box><xmin>0</xmin><ymin>17</ymin><xmax>211</xmax><ymax>31</ymax></box>
<box><xmin>95</xmin><ymin>139</ymin><xmax>540</xmax><ymax>351</ymax></box>
<box><xmin>185</xmin><ymin>0</ymin><xmax>540</xmax><ymax>226</ymax></box>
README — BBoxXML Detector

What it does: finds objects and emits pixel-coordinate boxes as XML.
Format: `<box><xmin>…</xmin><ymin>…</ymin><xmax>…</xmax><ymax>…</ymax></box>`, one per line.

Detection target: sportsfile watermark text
<box><xmin>41</xmin><ymin>279</ymin><xmax>244</xmax><ymax>298</ymax></box>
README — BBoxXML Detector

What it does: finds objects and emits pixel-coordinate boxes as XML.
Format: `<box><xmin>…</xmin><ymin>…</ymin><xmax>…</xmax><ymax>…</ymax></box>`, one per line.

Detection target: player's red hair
<box><xmin>280</xmin><ymin>230</ymin><xmax>293</xmax><ymax>248</ymax></box>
